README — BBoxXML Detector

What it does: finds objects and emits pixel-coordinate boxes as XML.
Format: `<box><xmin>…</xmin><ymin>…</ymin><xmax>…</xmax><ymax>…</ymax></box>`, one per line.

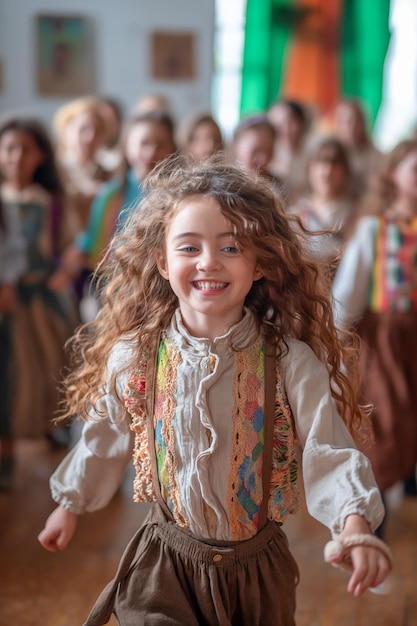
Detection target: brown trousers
<box><xmin>84</xmin><ymin>504</ymin><xmax>299</xmax><ymax>626</ymax></box>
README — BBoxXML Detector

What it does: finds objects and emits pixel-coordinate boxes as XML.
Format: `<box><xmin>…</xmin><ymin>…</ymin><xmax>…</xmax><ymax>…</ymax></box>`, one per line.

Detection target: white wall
<box><xmin>0</xmin><ymin>0</ymin><xmax>215</xmax><ymax>129</ymax></box>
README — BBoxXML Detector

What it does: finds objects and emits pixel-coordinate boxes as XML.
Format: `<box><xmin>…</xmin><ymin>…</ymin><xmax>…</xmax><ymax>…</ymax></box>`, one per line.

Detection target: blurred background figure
<box><xmin>96</xmin><ymin>96</ymin><xmax>125</xmax><ymax>172</ymax></box>
<box><xmin>53</xmin><ymin>96</ymin><xmax>114</xmax><ymax>232</ymax></box>
<box><xmin>267</xmin><ymin>98</ymin><xmax>312</xmax><ymax>202</ymax></box>
<box><xmin>132</xmin><ymin>92</ymin><xmax>172</xmax><ymax>116</ymax></box>
<box><xmin>0</xmin><ymin>148</ymin><xmax>26</xmax><ymax>490</ymax></box>
<box><xmin>231</xmin><ymin>115</ymin><xmax>283</xmax><ymax>191</ymax></box>
<box><xmin>0</xmin><ymin>116</ymin><xmax>78</xmax><ymax>484</ymax></box>
<box><xmin>63</xmin><ymin>109</ymin><xmax>177</xmax><ymax>321</ymax></box>
<box><xmin>289</xmin><ymin>135</ymin><xmax>360</xmax><ymax>272</ymax></box>
<box><xmin>333</xmin><ymin>138</ymin><xmax>417</xmax><ymax>530</ymax></box>
<box><xmin>332</xmin><ymin>98</ymin><xmax>382</xmax><ymax>194</ymax></box>
<box><xmin>178</xmin><ymin>112</ymin><xmax>224</xmax><ymax>161</ymax></box>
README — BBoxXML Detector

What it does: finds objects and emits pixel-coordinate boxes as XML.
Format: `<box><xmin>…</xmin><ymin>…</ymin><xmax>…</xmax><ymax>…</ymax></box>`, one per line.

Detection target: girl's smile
<box><xmin>192</xmin><ymin>281</ymin><xmax>229</xmax><ymax>293</ymax></box>
<box><xmin>156</xmin><ymin>194</ymin><xmax>262</xmax><ymax>339</ymax></box>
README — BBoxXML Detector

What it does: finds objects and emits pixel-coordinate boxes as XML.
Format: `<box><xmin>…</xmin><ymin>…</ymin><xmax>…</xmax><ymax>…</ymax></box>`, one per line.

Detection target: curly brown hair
<box><xmin>62</xmin><ymin>155</ymin><xmax>367</xmax><ymax>440</ymax></box>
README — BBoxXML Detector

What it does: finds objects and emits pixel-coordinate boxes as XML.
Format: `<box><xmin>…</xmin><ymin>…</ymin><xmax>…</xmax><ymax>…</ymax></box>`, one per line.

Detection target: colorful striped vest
<box><xmin>369</xmin><ymin>216</ymin><xmax>417</xmax><ymax>312</ymax></box>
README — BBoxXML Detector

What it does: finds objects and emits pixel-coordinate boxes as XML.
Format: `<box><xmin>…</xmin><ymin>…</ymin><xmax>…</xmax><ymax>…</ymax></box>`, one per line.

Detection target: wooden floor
<box><xmin>1</xmin><ymin>439</ymin><xmax>416</xmax><ymax>626</ymax></box>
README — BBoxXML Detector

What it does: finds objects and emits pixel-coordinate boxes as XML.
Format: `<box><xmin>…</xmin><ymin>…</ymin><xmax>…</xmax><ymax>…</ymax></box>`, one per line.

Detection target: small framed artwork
<box><xmin>151</xmin><ymin>31</ymin><xmax>195</xmax><ymax>80</ymax></box>
<box><xmin>35</xmin><ymin>14</ymin><xmax>95</xmax><ymax>96</ymax></box>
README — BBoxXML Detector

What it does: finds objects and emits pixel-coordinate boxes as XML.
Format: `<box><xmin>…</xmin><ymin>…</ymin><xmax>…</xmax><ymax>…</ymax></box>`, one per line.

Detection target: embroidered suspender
<box><xmin>258</xmin><ymin>333</ymin><xmax>276</xmax><ymax>529</ymax></box>
<box><xmin>144</xmin><ymin>333</ymin><xmax>175</xmax><ymax>521</ymax></box>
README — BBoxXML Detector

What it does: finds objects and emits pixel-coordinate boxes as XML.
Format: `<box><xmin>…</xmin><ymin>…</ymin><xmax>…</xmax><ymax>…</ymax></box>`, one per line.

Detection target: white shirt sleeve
<box><xmin>282</xmin><ymin>339</ymin><xmax>384</xmax><ymax>536</ymax></box>
<box><xmin>49</xmin><ymin>341</ymin><xmax>136</xmax><ymax>514</ymax></box>
<box><xmin>332</xmin><ymin>216</ymin><xmax>377</xmax><ymax>329</ymax></box>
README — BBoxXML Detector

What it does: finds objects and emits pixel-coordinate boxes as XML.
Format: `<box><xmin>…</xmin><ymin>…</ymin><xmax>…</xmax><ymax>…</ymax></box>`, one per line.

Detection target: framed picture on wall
<box><xmin>35</xmin><ymin>14</ymin><xmax>95</xmax><ymax>96</ymax></box>
<box><xmin>151</xmin><ymin>31</ymin><xmax>195</xmax><ymax>80</ymax></box>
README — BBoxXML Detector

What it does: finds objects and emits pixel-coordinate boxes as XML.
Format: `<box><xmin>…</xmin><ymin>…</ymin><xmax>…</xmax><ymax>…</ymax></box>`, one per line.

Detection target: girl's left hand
<box><xmin>343</xmin><ymin>542</ymin><xmax>391</xmax><ymax>596</ymax></box>
<box><xmin>330</xmin><ymin>514</ymin><xmax>392</xmax><ymax>597</ymax></box>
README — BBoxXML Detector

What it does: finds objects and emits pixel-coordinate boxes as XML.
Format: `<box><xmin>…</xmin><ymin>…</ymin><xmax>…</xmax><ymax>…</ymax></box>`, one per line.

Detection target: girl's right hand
<box><xmin>38</xmin><ymin>505</ymin><xmax>79</xmax><ymax>552</ymax></box>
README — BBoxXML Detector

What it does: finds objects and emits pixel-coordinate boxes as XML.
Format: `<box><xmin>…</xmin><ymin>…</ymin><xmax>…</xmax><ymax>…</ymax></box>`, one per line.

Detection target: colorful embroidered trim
<box><xmin>228</xmin><ymin>338</ymin><xmax>299</xmax><ymax>540</ymax></box>
<box><xmin>370</xmin><ymin>216</ymin><xmax>417</xmax><ymax>312</ymax></box>
<box><xmin>124</xmin><ymin>342</ymin><xmax>157</xmax><ymax>503</ymax></box>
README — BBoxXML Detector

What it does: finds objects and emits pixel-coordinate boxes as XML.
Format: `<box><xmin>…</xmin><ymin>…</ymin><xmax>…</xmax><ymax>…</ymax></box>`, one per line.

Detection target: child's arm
<box><xmin>332</xmin><ymin>216</ymin><xmax>377</xmax><ymax>329</ymax></box>
<box><xmin>38</xmin><ymin>505</ymin><xmax>78</xmax><ymax>552</ymax></box>
<box><xmin>283</xmin><ymin>340</ymin><xmax>385</xmax><ymax>535</ymax></box>
<box><xmin>326</xmin><ymin>514</ymin><xmax>392</xmax><ymax>597</ymax></box>
<box><xmin>38</xmin><ymin>340</ymin><xmax>136</xmax><ymax>552</ymax></box>
<box><xmin>281</xmin><ymin>340</ymin><xmax>391</xmax><ymax>592</ymax></box>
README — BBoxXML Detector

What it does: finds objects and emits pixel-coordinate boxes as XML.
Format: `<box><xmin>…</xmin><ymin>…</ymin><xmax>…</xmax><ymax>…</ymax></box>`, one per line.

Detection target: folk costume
<box><xmin>334</xmin><ymin>214</ymin><xmax>417</xmax><ymax>490</ymax></box>
<box><xmin>50</xmin><ymin>309</ymin><xmax>383</xmax><ymax>625</ymax></box>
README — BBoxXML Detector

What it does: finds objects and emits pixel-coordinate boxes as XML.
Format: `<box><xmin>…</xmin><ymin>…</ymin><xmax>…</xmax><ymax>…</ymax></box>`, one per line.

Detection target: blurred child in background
<box><xmin>0</xmin><ymin>116</ymin><xmax>77</xmax><ymax>462</ymax></box>
<box><xmin>231</xmin><ymin>115</ymin><xmax>283</xmax><ymax>192</ymax></box>
<box><xmin>0</xmin><ymin>189</ymin><xmax>26</xmax><ymax>489</ymax></box>
<box><xmin>178</xmin><ymin>112</ymin><xmax>224</xmax><ymax>162</ymax></box>
<box><xmin>289</xmin><ymin>136</ymin><xmax>360</xmax><ymax>272</ymax></box>
<box><xmin>333</xmin><ymin>138</ymin><xmax>417</xmax><ymax>510</ymax></box>
<box><xmin>63</xmin><ymin>110</ymin><xmax>177</xmax><ymax>320</ymax></box>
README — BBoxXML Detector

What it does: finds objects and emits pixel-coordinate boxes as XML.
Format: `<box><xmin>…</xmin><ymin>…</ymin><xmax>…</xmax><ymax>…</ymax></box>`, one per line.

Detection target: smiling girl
<box><xmin>39</xmin><ymin>157</ymin><xmax>391</xmax><ymax>625</ymax></box>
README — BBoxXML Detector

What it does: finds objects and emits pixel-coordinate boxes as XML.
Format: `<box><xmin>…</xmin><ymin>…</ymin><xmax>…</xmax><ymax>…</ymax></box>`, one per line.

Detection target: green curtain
<box><xmin>240</xmin><ymin>0</ymin><xmax>391</xmax><ymax>124</ymax></box>
<box><xmin>341</xmin><ymin>0</ymin><xmax>391</xmax><ymax>124</ymax></box>
<box><xmin>240</xmin><ymin>0</ymin><xmax>295</xmax><ymax>116</ymax></box>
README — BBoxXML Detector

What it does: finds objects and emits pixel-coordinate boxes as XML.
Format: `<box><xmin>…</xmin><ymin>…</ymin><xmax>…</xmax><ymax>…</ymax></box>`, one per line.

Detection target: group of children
<box><xmin>0</xmin><ymin>91</ymin><xmax>415</xmax><ymax>623</ymax></box>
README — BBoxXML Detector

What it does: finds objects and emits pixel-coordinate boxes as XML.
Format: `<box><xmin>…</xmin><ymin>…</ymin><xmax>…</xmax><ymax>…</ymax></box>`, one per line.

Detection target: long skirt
<box><xmin>357</xmin><ymin>310</ymin><xmax>417</xmax><ymax>491</ymax></box>
<box><xmin>11</xmin><ymin>283</ymin><xmax>77</xmax><ymax>438</ymax></box>
<box><xmin>84</xmin><ymin>504</ymin><xmax>299</xmax><ymax>626</ymax></box>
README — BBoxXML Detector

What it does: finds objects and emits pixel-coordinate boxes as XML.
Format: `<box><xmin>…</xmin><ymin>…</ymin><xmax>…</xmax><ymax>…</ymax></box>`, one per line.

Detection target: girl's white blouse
<box><xmin>50</xmin><ymin>310</ymin><xmax>384</xmax><ymax>538</ymax></box>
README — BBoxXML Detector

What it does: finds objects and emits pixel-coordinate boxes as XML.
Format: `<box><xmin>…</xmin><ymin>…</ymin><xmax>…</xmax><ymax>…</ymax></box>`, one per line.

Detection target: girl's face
<box><xmin>234</xmin><ymin>129</ymin><xmax>274</xmax><ymax>174</ymax></box>
<box><xmin>390</xmin><ymin>150</ymin><xmax>417</xmax><ymax>201</ymax></box>
<box><xmin>156</xmin><ymin>194</ymin><xmax>262</xmax><ymax>339</ymax></box>
<box><xmin>0</xmin><ymin>129</ymin><xmax>45</xmax><ymax>189</ymax></box>
<box><xmin>308</xmin><ymin>155</ymin><xmax>348</xmax><ymax>199</ymax></box>
<box><xmin>125</xmin><ymin>121</ymin><xmax>175</xmax><ymax>180</ymax></box>
<box><xmin>334</xmin><ymin>103</ymin><xmax>365</xmax><ymax>146</ymax></box>
<box><xmin>268</xmin><ymin>104</ymin><xmax>303</xmax><ymax>147</ymax></box>
<box><xmin>188</xmin><ymin>121</ymin><xmax>222</xmax><ymax>161</ymax></box>
<box><xmin>64</xmin><ymin>110</ymin><xmax>106</xmax><ymax>160</ymax></box>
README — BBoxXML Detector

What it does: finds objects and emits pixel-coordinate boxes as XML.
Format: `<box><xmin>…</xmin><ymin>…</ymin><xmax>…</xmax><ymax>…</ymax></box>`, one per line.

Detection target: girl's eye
<box><xmin>179</xmin><ymin>245</ymin><xmax>198</xmax><ymax>253</ymax></box>
<box><xmin>222</xmin><ymin>245</ymin><xmax>240</xmax><ymax>253</ymax></box>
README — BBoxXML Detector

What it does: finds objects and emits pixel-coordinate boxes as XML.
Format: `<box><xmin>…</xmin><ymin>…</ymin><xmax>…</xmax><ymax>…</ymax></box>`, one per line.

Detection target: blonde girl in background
<box><xmin>62</xmin><ymin>110</ymin><xmax>177</xmax><ymax>322</ymax></box>
<box><xmin>53</xmin><ymin>96</ymin><xmax>114</xmax><ymax>231</ymax></box>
